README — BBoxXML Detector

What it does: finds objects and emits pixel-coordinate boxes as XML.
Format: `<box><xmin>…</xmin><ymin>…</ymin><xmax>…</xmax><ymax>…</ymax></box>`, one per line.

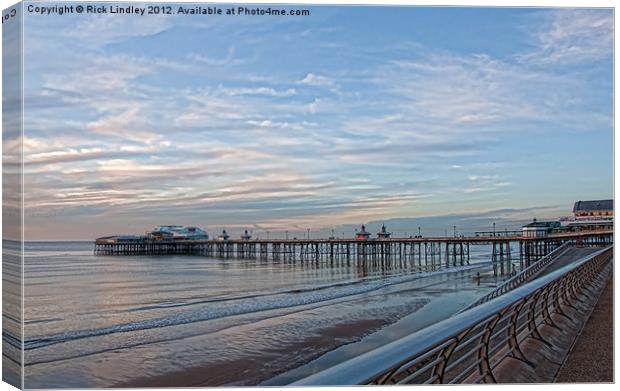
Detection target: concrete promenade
<box><xmin>490</xmin><ymin>251</ymin><xmax>613</xmax><ymax>383</ymax></box>
<box><xmin>556</xmin><ymin>278</ymin><xmax>613</xmax><ymax>383</ymax></box>
<box><xmin>538</xmin><ymin>247</ymin><xmax>601</xmax><ymax>276</ymax></box>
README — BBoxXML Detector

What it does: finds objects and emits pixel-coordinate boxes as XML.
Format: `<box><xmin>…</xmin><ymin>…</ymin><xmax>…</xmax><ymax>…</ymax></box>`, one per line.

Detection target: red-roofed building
<box><xmin>355</xmin><ymin>225</ymin><xmax>371</xmax><ymax>240</ymax></box>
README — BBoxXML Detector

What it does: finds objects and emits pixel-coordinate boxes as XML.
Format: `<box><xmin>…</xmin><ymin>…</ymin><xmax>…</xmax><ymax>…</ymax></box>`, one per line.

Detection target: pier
<box><xmin>94</xmin><ymin>231</ymin><xmax>612</xmax><ymax>275</ymax></box>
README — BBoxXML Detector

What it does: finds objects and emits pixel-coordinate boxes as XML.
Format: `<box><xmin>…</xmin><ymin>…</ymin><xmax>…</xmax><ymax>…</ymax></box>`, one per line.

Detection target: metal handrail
<box><xmin>459</xmin><ymin>241</ymin><xmax>574</xmax><ymax>312</ymax></box>
<box><xmin>290</xmin><ymin>246</ymin><xmax>612</xmax><ymax>385</ymax></box>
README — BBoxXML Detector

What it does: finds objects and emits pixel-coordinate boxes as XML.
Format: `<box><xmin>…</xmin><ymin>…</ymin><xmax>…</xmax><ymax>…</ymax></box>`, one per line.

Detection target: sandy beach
<box><xmin>117</xmin><ymin>318</ymin><xmax>387</xmax><ymax>387</ymax></box>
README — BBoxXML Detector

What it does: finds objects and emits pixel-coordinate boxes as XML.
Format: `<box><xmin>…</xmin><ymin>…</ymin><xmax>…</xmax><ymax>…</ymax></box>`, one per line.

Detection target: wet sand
<box><xmin>117</xmin><ymin>318</ymin><xmax>387</xmax><ymax>387</ymax></box>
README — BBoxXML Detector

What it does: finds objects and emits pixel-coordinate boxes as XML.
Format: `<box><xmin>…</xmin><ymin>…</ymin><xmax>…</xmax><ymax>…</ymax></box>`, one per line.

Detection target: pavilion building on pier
<box><xmin>522</xmin><ymin>220</ymin><xmax>561</xmax><ymax>238</ymax></box>
<box><xmin>147</xmin><ymin>225</ymin><xmax>209</xmax><ymax>240</ymax></box>
<box><xmin>376</xmin><ymin>224</ymin><xmax>392</xmax><ymax>239</ymax></box>
<box><xmin>217</xmin><ymin>229</ymin><xmax>230</xmax><ymax>241</ymax></box>
<box><xmin>355</xmin><ymin>225</ymin><xmax>371</xmax><ymax>240</ymax></box>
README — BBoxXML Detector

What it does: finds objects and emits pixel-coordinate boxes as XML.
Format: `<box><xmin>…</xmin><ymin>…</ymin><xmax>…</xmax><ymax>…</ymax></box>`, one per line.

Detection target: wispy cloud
<box><xmin>463</xmin><ymin>175</ymin><xmax>512</xmax><ymax>194</ymax></box>
<box><xmin>298</xmin><ymin>73</ymin><xmax>335</xmax><ymax>88</ymax></box>
<box><xmin>220</xmin><ymin>86</ymin><xmax>297</xmax><ymax>97</ymax></box>
<box><xmin>68</xmin><ymin>11</ymin><xmax>173</xmax><ymax>47</ymax></box>
<box><xmin>187</xmin><ymin>47</ymin><xmax>246</xmax><ymax>66</ymax></box>
<box><xmin>297</xmin><ymin>72</ymin><xmax>341</xmax><ymax>94</ymax></box>
<box><xmin>518</xmin><ymin>9</ymin><xmax>613</xmax><ymax>65</ymax></box>
<box><xmin>379</xmin><ymin>53</ymin><xmax>564</xmax><ymax>128</ymax></box>
<box><xmin>247</xmin><ymin>119</ymin><xmax>317</xmax><ymax>130</ymax></box>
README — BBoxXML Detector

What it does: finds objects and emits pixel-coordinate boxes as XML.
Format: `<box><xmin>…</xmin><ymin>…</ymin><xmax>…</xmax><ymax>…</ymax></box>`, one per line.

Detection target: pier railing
<box><xmin>290</xmin><ymin>245</ymin><xmax>613</xmax><ymax>385</ymax></box>
<box><xmin>458</xmin><ymin>241</ymin><xmax>573</xmax><ymax>312</ymax></box>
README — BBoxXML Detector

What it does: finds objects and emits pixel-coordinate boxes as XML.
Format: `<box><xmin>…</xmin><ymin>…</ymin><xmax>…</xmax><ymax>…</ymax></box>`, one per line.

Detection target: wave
<box><xmin>24</xmin><ymin>263</ymin><xmax>489</xmax><ymax>351</ymax></box>
<box><xmin>122</xmin><ymin>271</ymin><xmax>418</xmax><ymax>313</ymax></box>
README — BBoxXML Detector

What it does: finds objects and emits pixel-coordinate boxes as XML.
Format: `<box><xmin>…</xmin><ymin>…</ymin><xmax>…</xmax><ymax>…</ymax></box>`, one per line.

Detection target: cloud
<box><xmin>247</xmin><ymin>119</ymin><xmax>317</xmax><ymax>131</ymax></box>
<box><xmin>187</xmin><ymin>47</ymin><xmax>246</xmax><ymax>66</ymax></box>
<box><xmin>383</xmin><ymin>54</ymin><xmax>551</xmax><ymax>127</ymax></box>
<box><xmin>352</xmin><ymin>44</ymin><xmax>611</xmax><ymax>151</ymax></box>
<box><xmin>463</xmin><ymin>175</ymin><xmax>512</xmax><ymax>194</ymax></box>
<box><xmin>297</xmin><ymin>73</ymin><xmax>341</xmax><ymax>94</ymax></box>
<box><xmin>85</xmin><ymin>103</ymin><xmax>163</xmax><ymax>143</ymax></box>
<box><xmin>307</xmin><ymin>98</ymin><xmax>322</xmax><ymax>114</ymax></box>
<box><xmin>220</xmin><ymin>86</ymin><xmax>297</xmax><ymax>97</ymax></box>
<box><xmin>69</xmin><ymin>11</ymin><xmax>173</xmax><ymax>47</ymax></box>
<box><xmin>172</xmin><ymin>92</ymin><xmax>254</xmax><ymax>128</ymax></box>
<box><xmin>299</xmin><ymin>73</ymin><xmax>334</xmax><ymax>87</ymax></box>
<box><xmin>518</xmin><ymin>9</ymin><xmax>613</xmax><ymax>65</ymax></box>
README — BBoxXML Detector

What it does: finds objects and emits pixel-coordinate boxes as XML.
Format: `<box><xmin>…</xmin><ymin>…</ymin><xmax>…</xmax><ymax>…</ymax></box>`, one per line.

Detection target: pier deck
<box><xmin>94</xmin><ymin>231</ymin><xmax>612</xmax><ymax>276</ymax></box>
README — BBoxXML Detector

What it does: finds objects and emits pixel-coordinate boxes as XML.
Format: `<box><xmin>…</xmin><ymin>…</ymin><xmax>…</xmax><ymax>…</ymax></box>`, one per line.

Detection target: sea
<box><xmin>3</xmin><ymin>241</ymin><xmax>511</xmax><ymax>388</ymax></box>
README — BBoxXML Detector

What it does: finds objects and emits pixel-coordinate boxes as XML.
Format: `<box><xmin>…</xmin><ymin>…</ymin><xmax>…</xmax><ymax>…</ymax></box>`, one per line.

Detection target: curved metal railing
<box><xmin>459</xmin><ymin>241</ymin><xmax>573</xmax><ymax>312</ymax></box>
<box><xmin>290</xmin><ymin>246</ymin><xmax>613</xmax><ymax>385</ymax></box>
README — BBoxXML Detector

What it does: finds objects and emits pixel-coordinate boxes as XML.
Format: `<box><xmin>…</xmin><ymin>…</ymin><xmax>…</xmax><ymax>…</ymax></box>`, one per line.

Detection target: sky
<box><xmin>8</xmin><ymin>3</ymin><xmax>614</xmax><ymax>239</ymax></box>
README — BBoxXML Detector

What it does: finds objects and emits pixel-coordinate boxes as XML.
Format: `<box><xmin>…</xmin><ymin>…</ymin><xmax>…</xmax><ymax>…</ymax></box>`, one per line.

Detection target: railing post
<box><xmin>541</xmin><ymin>285</ymin><xmax>562</xmax><ymax>331</ymax></box>
<box><xmin>508</xmin><ymin>299</ymin><xmax>535</xmax><ymax>367</ymax></box>
<box><xmin>429</xmin><ymin>328</ymin><xmax>473</xmax><ymax>384</ymax></box>
<box><xmin>476</xmin><ymin>314</ymin><xmax>501</xmax><ymax>383</ymax></box>
<box><xmin>527</xmin><ymin>290</ymin><xmax>553</xmax><ymax>347</ymax></box>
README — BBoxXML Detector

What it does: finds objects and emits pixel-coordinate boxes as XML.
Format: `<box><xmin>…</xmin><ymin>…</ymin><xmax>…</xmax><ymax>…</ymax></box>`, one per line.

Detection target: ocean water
<box><xmin>10</xmin><ymin>241</ymin><xmax>508</xmax><ymax>387</ymax></box>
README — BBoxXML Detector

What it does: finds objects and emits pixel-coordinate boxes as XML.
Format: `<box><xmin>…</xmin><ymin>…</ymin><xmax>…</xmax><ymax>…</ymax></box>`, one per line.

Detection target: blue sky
<box><xmin>15</xmin><ymin>3</ymin><xmax>613</xmax><ymax>239</ymax></box>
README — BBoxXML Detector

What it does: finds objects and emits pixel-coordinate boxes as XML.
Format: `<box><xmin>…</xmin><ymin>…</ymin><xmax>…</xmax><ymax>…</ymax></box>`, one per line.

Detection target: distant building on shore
<box><xmin>567</xmin><ymin>199</ymin><xmax>613</xmax><ymax>232</ymax></box>
<box><xmin>573</xmin><ymin>200</ymin><xmax>613</xmax><ymax>219</ymax></box>
<box><xmin>376</xmin><ymin>224</ymin><xmax>392</xmax><ymax>239</ymax></box>
<box><xmin>522</xmin><ymin>199</ymin><xmax>613</xmax><ymax>237</ymax></box>
<box><xmin>355</xmin><ymin>225</ymin><xmax>371</xmax><ymax>240</ymax></box>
